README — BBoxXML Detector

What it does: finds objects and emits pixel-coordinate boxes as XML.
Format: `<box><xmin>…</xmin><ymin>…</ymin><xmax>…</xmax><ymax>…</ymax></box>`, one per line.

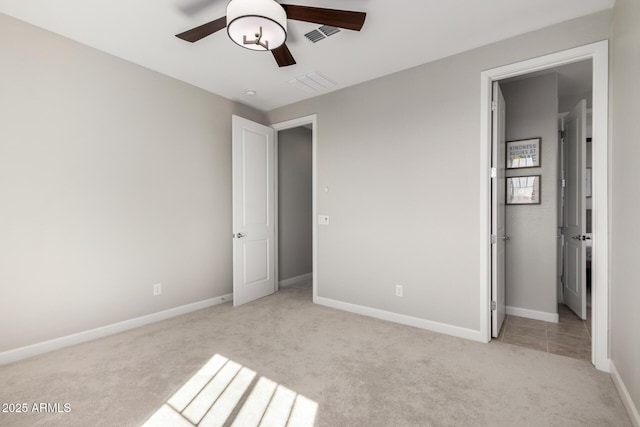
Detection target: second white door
<box><xmin>232</xmin><ymin>115</ymin><xmax>276</xmax><ymax>306</ymax></box>
<box><xmin>491</xmin><ymin>81</ymin><xmax>507</xmax><ymax>337</ymax></box>
<box><xmin>563</xmin><ymin>100</ymin><xmax>587</xmax><ymax>319</ymax></box>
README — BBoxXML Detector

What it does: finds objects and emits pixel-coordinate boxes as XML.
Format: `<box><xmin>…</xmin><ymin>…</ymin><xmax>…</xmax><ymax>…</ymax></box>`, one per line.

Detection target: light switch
<box><xmin>318</xmin><ymin>215</ymin><xmax>330</xmax><ymax>225</ymax></box>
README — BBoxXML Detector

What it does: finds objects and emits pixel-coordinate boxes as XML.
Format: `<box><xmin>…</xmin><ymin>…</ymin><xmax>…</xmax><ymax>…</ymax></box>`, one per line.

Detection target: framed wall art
<box><xmin>506</xmin><ymin>138</ymin><xmax>541</xmax><ymax>169</ymax></box>
<box><xmin>506</xmin><ymin>175</ymin><xmax>541</xmax><ymax>205</ymax></box>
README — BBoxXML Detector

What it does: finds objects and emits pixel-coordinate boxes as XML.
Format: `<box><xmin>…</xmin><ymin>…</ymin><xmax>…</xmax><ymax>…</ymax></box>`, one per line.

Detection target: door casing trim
<box><xmin>479</xmin><ymin>40</ymin><xmax>609</xmax><ymax>371</ymax></box>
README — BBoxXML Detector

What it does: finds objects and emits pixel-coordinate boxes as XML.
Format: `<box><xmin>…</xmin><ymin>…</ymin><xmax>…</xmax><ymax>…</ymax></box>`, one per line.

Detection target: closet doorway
<box><xmin>273</xmin><ymin>115</ymin><xmax>318</xmax><ymax>301</ymax></box>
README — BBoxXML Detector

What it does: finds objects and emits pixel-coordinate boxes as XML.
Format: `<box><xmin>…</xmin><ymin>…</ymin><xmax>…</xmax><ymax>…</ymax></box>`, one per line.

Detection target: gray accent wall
<box><xmin>278</xmin><ymin>127</ymin><xmax>313</xmax><ymax>281</ymax></box>
<box><xmin>501</xmin><ymin>74</ymin><xmax>559</xmax><ymax>316</ymax></box>
<box><xmin>266</xmin><ymin>11</ymin><xmax>612</xmax><ymax>332</ymax></box>
<box><xmin>611</xmin><ymin>0</ymin><xmax>640</xmax><ymax>415</ymax></box>
<box><xmin>0</xmin><ymin>13</ymin><xmax>266</xmax><ymax>352</ymax></box>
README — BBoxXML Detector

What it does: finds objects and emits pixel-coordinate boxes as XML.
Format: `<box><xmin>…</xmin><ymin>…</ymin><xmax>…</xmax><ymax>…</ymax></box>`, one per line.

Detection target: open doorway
<box><xmin>480</xmin><ymin>41</ymin><xmax>609</xmax><ymax>371</ymax></box>
<box><xmin>273</xmin><ymin>115</ymin><xmax>318</xmax><ymax>301</ymax></box>
<box><xmin>276</xmin><ymin>125</ymin><xmax>313</xmax><ymax>292</ymax></box>
<box><xmin>493</xmin><ymin>60</ymin><xmax>593</xmax><ymax>361</ymax></box>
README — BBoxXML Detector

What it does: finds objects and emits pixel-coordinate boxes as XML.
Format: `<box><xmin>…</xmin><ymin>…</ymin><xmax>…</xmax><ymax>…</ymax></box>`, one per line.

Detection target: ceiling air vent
<box><xmin>288</xmin><ymin>72</ymin><xmax>337</xmax><ymax>93</ymax></box>
<box><xmin>319</xmin><ymin>25</ymin><xmax>340</xmax><ymax>37</ymax></box>
<box><xmin>304</xmin><ymin>29</ymin><xmax>325</xmax><ymax>43</ymax></box>
<box><xmin>304</xmin><ymin>26</ymin><xmax>340</xmax><ymax>43</ymax></box>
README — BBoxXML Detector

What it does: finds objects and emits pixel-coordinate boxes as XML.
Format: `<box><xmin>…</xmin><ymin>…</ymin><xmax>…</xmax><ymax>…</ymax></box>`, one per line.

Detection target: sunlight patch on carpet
<box><xmin>142</xmin><ymin>354</ymin><xmax>318</xmax><ymax>427</ymax></box>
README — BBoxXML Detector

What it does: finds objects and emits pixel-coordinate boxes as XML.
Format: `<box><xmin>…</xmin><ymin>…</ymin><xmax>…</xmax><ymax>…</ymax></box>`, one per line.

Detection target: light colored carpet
<box><xmin>0</xmin><ymin>283</ymin><xmax>631</xmax><ymax>426</ymax></box>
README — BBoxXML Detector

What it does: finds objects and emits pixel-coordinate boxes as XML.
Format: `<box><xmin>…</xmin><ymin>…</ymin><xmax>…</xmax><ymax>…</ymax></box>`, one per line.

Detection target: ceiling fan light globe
<box><xmin>227</xmin><ymin>0</ymin><xmax>287</xmax><ymax>51</ymax></box>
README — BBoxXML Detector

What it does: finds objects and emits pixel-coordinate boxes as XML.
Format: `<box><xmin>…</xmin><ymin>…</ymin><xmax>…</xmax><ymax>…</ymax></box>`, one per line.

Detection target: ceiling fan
<box><xmin>175</xmin><ymin>0</ymin><xmax>367</xmax><ymax>67</ymax></box>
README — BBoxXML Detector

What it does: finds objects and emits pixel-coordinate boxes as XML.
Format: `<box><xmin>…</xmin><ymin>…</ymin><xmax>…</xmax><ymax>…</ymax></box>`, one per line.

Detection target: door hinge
<box><xmin>491</xmin><ymin>301</ymin><xmax>497</xmax><ymax>311</ymax></box>
<box><xmin>490</xmin><ymin>234</ymin><xmax>497</xmax><ymax>245</ymax></box>
<box><xmin>491</xmin><ymin>101</ymin><xmax>497</xmax><ymax>112</ymax></box>
<box><xmin>491</xmin><ymin>167</ymin><xmax>497</xmax><ymax>178</ymax></box>
<box><xmin>562</xmin><ymin>179</ymin><xmax>566</xmax><ymax>188</ymax></box>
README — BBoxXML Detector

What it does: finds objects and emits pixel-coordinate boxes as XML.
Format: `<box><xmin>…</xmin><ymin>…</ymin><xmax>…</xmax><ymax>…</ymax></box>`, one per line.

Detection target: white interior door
<box><xmin>563</xmin><ymin>100</ymin><xmax>587</xmax><ymax>319</ymax></box>
<box><xmin>232</xmin><ymin>115</ymin><xmax>276</xmax><ymax>306</ymax></box>
<box><xmin>491</xmin><ymin>82</ymin><xmax>507</xmax><ymax>338</ymax></box>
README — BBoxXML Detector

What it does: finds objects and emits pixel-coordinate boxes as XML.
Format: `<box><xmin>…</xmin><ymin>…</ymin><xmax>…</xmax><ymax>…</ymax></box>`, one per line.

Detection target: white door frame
<box><xmin>271</xmin><ymin>115</ymin><xmax>318</xmax><ymax>302</ymax></box>
<box><xmin>479</xmin><ymin>40</ymin><xmax>609</xmax><ymax>371</ymax></box>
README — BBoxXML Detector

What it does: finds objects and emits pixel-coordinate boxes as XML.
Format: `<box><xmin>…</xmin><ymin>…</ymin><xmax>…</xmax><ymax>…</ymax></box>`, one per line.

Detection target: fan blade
<box><xmin>281</xmin><ymin>5</ymin><xmax>366</xmax><ymax>31</ymax></box>
<box><xmin>271</xmin><ymin>44</ymin><xmax>296</xmax><ymax>67</ymax></box>
<box><xmin>176</xmin><ymin>16</ymin><xmax>227</xmax><ymax>42</ymax></box>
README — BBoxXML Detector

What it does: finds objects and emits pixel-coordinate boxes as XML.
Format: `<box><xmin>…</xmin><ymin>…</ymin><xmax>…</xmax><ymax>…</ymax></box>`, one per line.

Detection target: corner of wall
<box><xmin>610</xmin><ymin>360</ymin><xmax>640</xmax><ymax>427</ymax></box>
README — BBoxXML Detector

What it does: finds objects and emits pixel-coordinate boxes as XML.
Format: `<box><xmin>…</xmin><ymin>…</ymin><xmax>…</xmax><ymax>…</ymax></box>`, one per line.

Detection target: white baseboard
<box><xmin>279</xmin><ymin>273</ymin><xmax>312</xmax><ymax>288</ymax></box>
<box><xmin>610</xmin><ymin>360</ymin><xmax>640</xmax><ymax>427</ymax></box>
<box><xmin>0</xmin><ymin>293</ymin><xmax>233</xmax><ymax>366</ymax></box>
<box><xmin>506</xmin><ymin>306</ymin><xmax>559</xmax><ymax>323</ymax></box>
<box><xmin>314</xmin><ymin>296</ymin><xmax>483</xmax><ymax>342</ymax></box>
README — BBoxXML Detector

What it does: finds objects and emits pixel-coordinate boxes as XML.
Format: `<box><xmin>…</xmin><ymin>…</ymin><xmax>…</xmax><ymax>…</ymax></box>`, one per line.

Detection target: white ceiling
<box><xmin>0</xmin><ymin>0</ymin><xmax>614</xmax><ymax>111</ymax></box>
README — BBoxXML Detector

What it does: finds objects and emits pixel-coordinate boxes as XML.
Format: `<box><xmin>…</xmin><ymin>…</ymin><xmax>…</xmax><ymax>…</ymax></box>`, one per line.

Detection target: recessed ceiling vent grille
<box><xmin>288</xmin><ymin>72</ymin><xmax>337</xmax><ymax>93</ymax></box>
<box><xmin>319</xmin><ymin>25</ymin><xmax>340</xmax><ymax>37</ymax></box>
<box><xmin>304</xmin><ymin>26</ymin><xmax>340</xmax><ymax>43</ymax></box>
<box><xmin>304</xmin><ymin>29</ymin><xmax>325</xmax><ymax>43</ymax></box>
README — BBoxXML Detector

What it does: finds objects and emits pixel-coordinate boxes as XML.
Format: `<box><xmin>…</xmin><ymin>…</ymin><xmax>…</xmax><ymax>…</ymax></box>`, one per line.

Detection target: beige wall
<box><xmin>0</xmin><ymin>13</ymin><xmax>266</xmax><ymax>352</ymax></box>
<box><xmin>277</xmin><ymin>127</ymin><xmax>313</xmax><ymax>281</ymax></box>
<box><xmin>502</xmin><ymin>74</ymin><xmax>559</xmax><ymax>316</ymax></box>
<box><xmin>611</xmin><ymin>0</ymin><xmax>640</xmax><ymax>415</ymax></box>
<box><xmin>267</xmin><ymin>11</ymin><xmax>611</xmax><ymax>332</ymax></box>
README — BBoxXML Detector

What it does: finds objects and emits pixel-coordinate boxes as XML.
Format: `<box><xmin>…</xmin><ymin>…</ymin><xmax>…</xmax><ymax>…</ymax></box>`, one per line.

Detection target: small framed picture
<box><xmin>506</xmin><ymin>138</ymin><xmax>541</xmax><ymax>169</ymax></box>
<box><xmin>506</xmin><ymin>175</ymin><xmax>541</xmax><ymax>205</ymax></box>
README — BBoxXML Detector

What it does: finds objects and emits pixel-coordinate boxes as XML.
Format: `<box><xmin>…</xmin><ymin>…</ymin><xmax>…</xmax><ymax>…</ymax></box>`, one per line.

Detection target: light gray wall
<box><xmin>266</xmin><ymin>11</ymin><xmax>611</xmax><ymax>332</ymax></box>
<box><xmin>278</xmin><ymin>127</ymin><xmax>312</xmax><ymax>281</ymax></box>
<box><xmin>501</xmin><ymin>74</ymin><xmax>559</xmax><ymax>316</ymax></box>
<box><xmin>611</xmin><ymin>0</ymin><xmax>640</xmax><ymax>415</ymax></box>
<box><xmin>560</xmin><ymin>91</ymin><xmax>593</xmax><ymax>113</ymax></box>
<box><xmin>0</xmin><ymin>13</ymin><xmax>266</xmax><ymax>352</ymax></box>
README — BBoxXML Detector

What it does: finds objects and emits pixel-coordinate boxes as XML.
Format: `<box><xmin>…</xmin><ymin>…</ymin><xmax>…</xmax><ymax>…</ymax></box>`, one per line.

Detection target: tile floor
<box><xmin>496</xmin><ymin>304</ymin><xmax>592</xmax><ymax>361</ymax></box>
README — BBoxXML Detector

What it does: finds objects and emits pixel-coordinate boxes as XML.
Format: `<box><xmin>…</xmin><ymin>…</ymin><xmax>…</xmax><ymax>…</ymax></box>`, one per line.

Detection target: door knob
<box><xmin>235</xmin><ymin>232</ymin><xmax>247</xmax><ymax>238</ymax></box>
<box><xmin>572</xmin><ymin>235</ymin><xmax>591</xmax><ymax>241</ymax></box>
<box><xmin>501</xmin><ymin>235</ymin><xmax>511</xmax><ymax>241</ymax></box>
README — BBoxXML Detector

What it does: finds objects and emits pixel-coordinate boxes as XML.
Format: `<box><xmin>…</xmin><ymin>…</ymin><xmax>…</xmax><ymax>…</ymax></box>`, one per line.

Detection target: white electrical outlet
<box><xmin>395</xmin><ymin>285</ymin><xmax>403</xmax><ymax>297</ymax></box>
<box><xmin>153</xmin><ymin>283</ymin><xmax>162</xmax><ymax>296</ymax></box>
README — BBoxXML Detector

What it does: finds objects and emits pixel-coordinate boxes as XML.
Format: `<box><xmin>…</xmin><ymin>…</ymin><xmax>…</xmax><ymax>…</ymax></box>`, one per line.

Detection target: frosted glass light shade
<box><xmin>227</xmin><ymin>0</ymin><xmax>287</xmax><ymax>51</ymax></box>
